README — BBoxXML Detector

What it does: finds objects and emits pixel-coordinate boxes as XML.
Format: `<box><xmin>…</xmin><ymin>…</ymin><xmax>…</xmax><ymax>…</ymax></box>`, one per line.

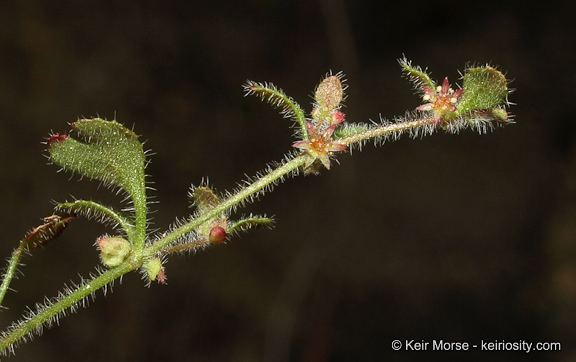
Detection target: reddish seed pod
<box><xmin>208</xmin><ymin>226</ymin><xmax>228</xmax><ymax>245</ymax></box>
<box><xmin>25</xmin><ymin>214</ymin><xmax>75</xmax><ymax>250</ymax></box>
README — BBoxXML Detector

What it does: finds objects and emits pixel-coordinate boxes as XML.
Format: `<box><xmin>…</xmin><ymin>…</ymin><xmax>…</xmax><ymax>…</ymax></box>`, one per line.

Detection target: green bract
<box><xmin>457</xmin><ymin>66</ymin><xmax>509</xmax><ymax>115</ymax></box>
<box><xmin>190</xmin><ymin>186</ymin><xmax>228</xmax><ymax>239</ymax></box>
<box><xmin>399</xmin><ymin>57</ymin><xmax>436</xmax><ymax>96</ymax></box>
<box><xmin>98</xmin><ymin>236</ymin><xmax>132</xmax><ymax>267</ymax></box>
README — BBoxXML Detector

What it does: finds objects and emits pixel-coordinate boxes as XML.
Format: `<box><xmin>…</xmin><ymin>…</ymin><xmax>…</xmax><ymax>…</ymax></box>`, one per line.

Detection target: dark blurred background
<box><xmin>0</xmin><ymin>1</ymin><xmax>574</xmax><ymax>361</ymax></box>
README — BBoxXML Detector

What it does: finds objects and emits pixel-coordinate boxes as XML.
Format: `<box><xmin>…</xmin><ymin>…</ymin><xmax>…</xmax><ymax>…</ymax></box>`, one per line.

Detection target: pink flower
<box><xmin>293</xmin><ymin>122</ymin><xmax>346</xmax><ymax>171</ymax></box>
<box><xmin>416</xmin><ymin>77</ymin><xmax>464</xmax><ymax>124</ymax></box>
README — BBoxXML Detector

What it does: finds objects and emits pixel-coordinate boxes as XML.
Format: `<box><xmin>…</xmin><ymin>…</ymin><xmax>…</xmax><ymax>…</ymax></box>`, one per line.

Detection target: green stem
<box><xmin>132</xmin><ymin>187</ymin><xmax>148</xmax><ymax>251</ymax></box>
<box><xmin>0</xmin><ymin>260</ymin><xmax>135</xmax><ymax>354</ymax></box>
<box><xmin>0</xmin><ymin>244</ymin><xmax>27</xmax><ymax>307</ymax></box>
<box><xmin>145</xmin><ymin>154</ymin><xmax>307</xmax><ymax>256</ymax></box>
<box><xmin>160</xmin><ymin>238</ymin><xmax>210</xmax><ymax>255</ymax></box>
<box><xmin>0</xmin><ymin>156</ymin><xmax>306</xmax><ymax>355</ymax></box>
<box><xmin>148</xmin><ymin>117</ymin><xmax>437</xmax><ymax>257</ymax></box>
<box><xmin>0</xmin><ymin>116</ymin><xmax>437</xmax><ymax>355</ymax></box>
<box><xmin>337</xmin><ymin>117</ymin><xmax>436</xmax><ymax>146</ymax></box>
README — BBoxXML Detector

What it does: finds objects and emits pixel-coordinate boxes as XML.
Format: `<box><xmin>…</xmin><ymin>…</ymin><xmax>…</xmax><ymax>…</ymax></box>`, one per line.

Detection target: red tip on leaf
<box><xmin>47</xmin><ymin>134</ymin><xmax>68</xmax><ymax>147</ymax></box>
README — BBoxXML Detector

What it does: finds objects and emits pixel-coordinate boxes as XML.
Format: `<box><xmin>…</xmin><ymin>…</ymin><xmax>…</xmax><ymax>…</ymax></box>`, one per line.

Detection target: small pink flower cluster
<box><xmin>293</xmin><ymin>75</ymin><xmax>347</xmax><ymax>172</ymax></box>
<box><xmin>416</xmin><ymin>77</ymin><xmax>464</xmax><ymax>124</ymax></box>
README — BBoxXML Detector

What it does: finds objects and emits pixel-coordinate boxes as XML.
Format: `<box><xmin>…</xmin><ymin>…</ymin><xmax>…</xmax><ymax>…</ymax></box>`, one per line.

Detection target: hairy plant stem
<box><xmin>0</xmin><ymin>116</ymin><xmax>436</xmax><ymax>355</ymax></box>
<box><xmin>144</xmin><ymin>153</ymin><xmax>308</xmax><ymax>256</ymax></box>
<box><xmin>0</xmin><ymin>261</ymin><xmax>134</xmax><ymax>354</ymax></box>
<box><xmin>0</xmin><ymin>155</ymin><xmax>307</xmax><ymax>354</ymax></box>
<box><xmin>337</xmin><ymin>117</ymin><xmax>435</xmax><ymax>146</ymax></box>
<box><xmin>132</xmin><ymin>188</ymin><xmax>148</xmax><ymax>251</ymax></box>
<box><xmin>0</xmin><ymin>244</ymin><xmax>27</xmax><ymax>307</ymax></box>
<box><xmin>146</xmin><ymin>117</ymin><xmax>437</xmax><ymax>257</ymax></box>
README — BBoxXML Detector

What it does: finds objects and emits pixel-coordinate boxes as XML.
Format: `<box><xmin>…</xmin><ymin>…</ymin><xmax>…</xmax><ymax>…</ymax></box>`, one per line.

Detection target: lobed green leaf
<box><xmin>48</xmin><ymin>118</ymin><xmax>149</xmax><ymax>247</ymax></box>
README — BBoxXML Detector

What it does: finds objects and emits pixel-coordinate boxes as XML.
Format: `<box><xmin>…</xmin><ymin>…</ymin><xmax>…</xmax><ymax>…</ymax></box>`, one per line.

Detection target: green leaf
<box><xmin>399</xmin><ymin>57</ymin><xmax>436</xmax><ymax>95</ymax></box>
<box><xmin>457</xmin><ymin>66</ymin><xmax>508</xmax><ymax>114</ymax></box>
<box><xmin>244</xmin><ymin>80</ymin><xmax>307</xmax><ymax>140</ymax></box>
<box><xmin>56</xmin><ymin>200</ymin><xmax>135</xmax><ymax>240</ymax></box>
<box><xmin>47</xmin><ymin>118</ymin><xmax>148</xmax><ymax>247</ymax></box>
<box><xmin>228</xmin><ymin>216</ymin><xmax>272</xmax><ymax>235</ymax></box>
<box><xmin>48</xmin><ymin>119</ymin><xmax>145</xmax><ymax>197</ymax></box>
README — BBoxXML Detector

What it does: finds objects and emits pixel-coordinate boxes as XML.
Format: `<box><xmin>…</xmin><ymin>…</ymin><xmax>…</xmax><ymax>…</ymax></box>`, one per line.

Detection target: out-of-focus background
<box><xmin>0</xmin><ymin>1</ymin><xmax>573</xmax><ymax>361</ymax></box>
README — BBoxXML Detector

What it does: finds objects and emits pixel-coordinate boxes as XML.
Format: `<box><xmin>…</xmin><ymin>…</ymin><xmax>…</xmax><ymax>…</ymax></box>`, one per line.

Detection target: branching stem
<box><xmin>0</xmin><ymin>154</ymin><xmax>308</xmax><ymax>355</ymax></box>
<box><xmin>145</xmin><ymin>154</ymin><xmax>307</xmax><ymax>256</ymax></box>
<box><xmin>0</xmin><ymin>59</ymin><xmax>511</xmax><ymax>356</ymax></box>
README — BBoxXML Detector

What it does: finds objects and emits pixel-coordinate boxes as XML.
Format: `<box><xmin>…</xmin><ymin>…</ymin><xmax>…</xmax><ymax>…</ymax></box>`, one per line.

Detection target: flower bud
<box><xmin>491</xmin><ymin>108</ymin><xmax>508</xmax><ymax>123</ymax></box>
<box><xmin>97</xmin><ymin>236</ymin><xmax>131</xmax><ymax>267</ymax></box>
<box><xmin>209</xmin><ymin>226</ymin><xmax>228</xmax><ymax>245</ymax></box>
<box><xmin>330</xmin><ymin>110</ymin><xmax>345</xmax><ymax>125</ymax></box>
<box><xmin>143</xmin><ymin>257</ymin><xmax>166</xmax><ymax>284</ymax></box>
<box><xmin>315</xmin><ymin>75</ymin><xmax>343</xmax><ymax>111</ymax></box>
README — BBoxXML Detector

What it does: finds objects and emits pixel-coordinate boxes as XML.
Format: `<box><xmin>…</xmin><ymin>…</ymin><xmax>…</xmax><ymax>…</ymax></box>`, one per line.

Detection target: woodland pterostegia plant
<box><xmin>0</xmin><ymin>58</ymin><xmax>512</xmax><ymax>357</ymax></box>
